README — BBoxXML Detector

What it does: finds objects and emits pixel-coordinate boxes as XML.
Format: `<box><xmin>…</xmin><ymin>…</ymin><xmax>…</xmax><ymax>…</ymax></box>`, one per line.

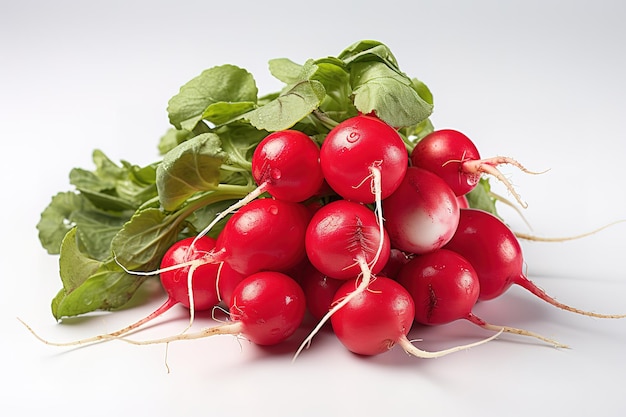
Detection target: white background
<box><xmin>2</xmin><ymin>1</ymin><xmax>625</xmax><ymax>416</ymax></box>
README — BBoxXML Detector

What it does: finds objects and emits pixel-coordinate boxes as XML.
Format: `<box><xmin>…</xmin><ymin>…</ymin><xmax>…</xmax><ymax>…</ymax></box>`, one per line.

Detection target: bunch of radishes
<box><xmin>32</xmin><ymin>112</ymin><xmax>625</xmax><ymax>362</ymax></box>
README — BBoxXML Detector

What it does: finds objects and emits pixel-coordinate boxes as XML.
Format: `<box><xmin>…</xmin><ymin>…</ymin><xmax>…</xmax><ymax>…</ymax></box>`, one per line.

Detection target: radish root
<box><xmin>514</xmin><ymin>220</ymin><xmax>626</xmax><ymax>243</ymax></box>
<box><xmin>466</xmin><ymin>313</ymin><xmax>568</xmax><ymax>348</ymax></box>
<box><xmin>397</xmin><ymin>329</ymin><xmax>503</xmax><ymax>358</ymax></box>
<box><xmin>293</xmin><ymin>257</ymin><xmax>373</xmax><ymax>361</ymax></box>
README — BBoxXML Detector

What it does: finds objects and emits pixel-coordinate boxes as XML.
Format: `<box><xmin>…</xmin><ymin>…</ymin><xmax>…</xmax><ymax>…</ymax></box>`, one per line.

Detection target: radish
<box><xmin>457</xmin><ymin>194</ymin><xmax>470</xmax><ymax>209</ymax></box>
<box><xmin>192</xmin><ymin>129</ymin><xmax>324</xmax><ymax>243</ymax></box>
<box><xmin>444</xmin><ymin>208</ymin><xmax>626</xmax><ymax>318</ymax></box>
<box><xmin>120</xmin><ymin>197</ymin><xmax>310</xmax><ymax>332</ymax></box>
<box><xmin>383</xmin><ymin>166</ymin><xmax>460</xmax><ymax>255</ymax></box>
<box><xmin>21</xmin><ymin>236</ymin><xmax>223</xmax><ymax>347</ymax></box>
<box><xmin>115</xmin><ymin>271</ymin><xmax>307</xmax><ymax>347</ymax></box>
<box><xmin>411</xmin><ymin>129</ymin><xmax>538</xmax><ymax>208</ymax></box>
<box><xmin>214</xmin><ymin>261</ymin><xmax>247</xmax><ymax>308</ymax></box>
<box><xmin>295</xmin><ymin>199</ymin><xmax>391</xmax><ymax>358</ymax></box>
<box><xmin>378</xmin><ymin>248</ymin><xmax>412</xmax><ymax>279</ymax></box>
<box><xmin>305</xmin><ymin>199</ymin><xmax>390</xmax><ymax>280</ymax></box>
<box><xmin>397</xmin><ymin>249</ymin><xmax>567</xmax><ymax>347</ymax></box>
<box><xmin>320</xmin><ymin>114</ymin><xmax>408</xmax><ymax>204</ymax></box>
<box><xmin>300</xmin><ymin>262</ymin><xmax>344</xmax><ymax>321</ymax></box>
<box><xmin>329</xmin><ymin>276</ymin><xmax>502</xmax><ymax>357</ymax></box>
<box><xmin>206</xmin><ymin>197</ymin><xmax>310</xmax><ymax>276</ymax></box>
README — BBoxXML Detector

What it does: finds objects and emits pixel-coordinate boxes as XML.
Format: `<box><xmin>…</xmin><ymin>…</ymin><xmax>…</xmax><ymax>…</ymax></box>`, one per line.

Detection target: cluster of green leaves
<box><xmin>36</xmin><ymin>39</ymin><xmax>496</xmax><ymax>321</ymax></box>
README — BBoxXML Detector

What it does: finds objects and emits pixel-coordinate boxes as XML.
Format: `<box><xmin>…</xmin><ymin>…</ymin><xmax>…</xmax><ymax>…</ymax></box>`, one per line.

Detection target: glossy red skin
<box><xmin>299</xmin><ymin>263</ymin><xmax>344</xmax><ymax>321</ymax></box>
<box><xmin>252</xmin><ymin>130</ymin><xmax>324</xmax><ymax>203</ymax></box>
<box><xmin>214</xmin><ymin>198</ymin><xmax>310</xmax><ymax>276</ymax></box>
<box><xmin>159</xmin><ymin>236</ymin><xmax>221</xmax><ymax>310</ymax></box>
<box><xmin>330</xmin><ymin>276</ymin><xmax>415</xmax><ymax>356</ymax></box>
<box><xmin>215</xmin><ymin>262</ymin><xmax>247</xmax><ymax>308</ymax></box>
<box><xmin>320</xmin><ymin>115</ymin><xmax>408</xmax><ymax>203</ymax></box>
<box><xmin>410</xmin><ymin>129</ymin><xmax>481</xmax><ymax>196</ymax></box>
<box><xmin>397</xmin><ymin>249</ymin><xmax>480</xmax><ymax>325</ymax></box>
<box><xmin>229</xmin><ymin>271</ymin><xmax>306</xmax><ymax>346</ymax></box>
<box><xmin>457</xmin><ymin>194</ymin><xmax>470</xmax><ymax>209</ymax></box>
<box><xmin>383</xmin><ymin>166</ymin><xmax>460</xmax><ymax>255</ymax></box>
<box><xmin>378</xmin><ymin>248</ymin><xmax>411</xmax><ymax>279</ymax></box>
<box><xmin>443</xmin><ymin>208</ymin><xmax>524</xmax><ymax>300</ymax></box>
<box><xmin>305</xmin><ymin>199</ymin><xmax>391</xmax><ymax>280</ymax></box>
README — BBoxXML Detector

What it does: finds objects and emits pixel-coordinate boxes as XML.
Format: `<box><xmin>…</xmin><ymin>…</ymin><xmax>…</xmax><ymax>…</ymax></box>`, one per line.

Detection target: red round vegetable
<box><xmin>383</xmin><ymin>166</ymin><xmax>460</xmax><ymax>255</ymax></box>
<box><xmin>329</xmin><ymin>276</ymin><xmax>500</xmax><ymax>357</ymax></box>
<box><xmin>115</xmin><ymin>271</ymin><xmax>307</xmax><ymax>347</ymax></box>
<box><xmin>305</xmin><ymin>199</ymin><xmax>390</xmax><ymax>280</ymax></box>
<box><xmin>320</xmin><ymin>114</ymin><xmax>408</xmax><ymax>204</ymax></box>
<box><xmin>411</xmin><ymin>129</ymin><xmax>533</xmax><ymax>207</ymax></box>
<box><xmin>192</xmin><ymin>129</ymin><xmax>323</xmax><ymax>241</ymax></box>
<box><xmin>397</xmin><ymin>249</ymin><xmax>567</xmax><ymax>346</ymax></box>
<box><xmin>444</xmin><ymin>208</ymin><xmax>626</xmax><ymax>318</ymax></box>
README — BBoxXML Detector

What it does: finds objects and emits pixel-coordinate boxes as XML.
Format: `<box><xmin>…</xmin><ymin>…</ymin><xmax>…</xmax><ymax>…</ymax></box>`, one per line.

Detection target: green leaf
<box><xmin>37</xmin><ymin>192</ymin><xmax>93</xmax><ymax>254</ymax></box>
<box><xmin>215</xmin><ymin>122</ymin><xmax>267</xmax><ymax>171</ymax></box>
<box><xmin>156</xmin><ymin>133</ymin><xmax>226</xmax><ymax>211</ymax></box>
<box><xmin>167</xmin><ymin>64</ymin><xmax>258</xmax><ymax>131</ymax></box>
<box><xmin>52</xmin><ymin>228</ymin><xmax>145</xmax><ymax>320</ymax></box>
<box><xmin>58</xmin><ymin>228</ymin><xmax>102</xmax><ymax>293</ymax></box>
<box><xmin>52</xmin><ymin>260</ymin><xmax>146</xmax><ymax>320</ymax></box>
<box><xmin>268</xmin><ymin>58</ymin><xmax>313</xmax><ymax>84</ymax></box>
<box><xmin>466</xmin><ymin>178</ymin><xmax>499</xmax><ymax>216</ymax></box>
<box><xmin>312</xmin><ymin>59</ymin><xmax>354</xmax><ymax>117</ymax></box>
<box><xmin>70</xmin><ymin>150</ymin><xmax>157</xmax><ymax>211</ymax></box>
<box><xmin>338</xmin><ymin>40</ymin><xmax>399</xmax><ymax>68</ymax></box>
<box><xmin>72</xmin><ymin>210</ymin><xmax>130</xmax><ymax>261</ymax></box>
<box><xmin>158</xmin><ymin>127</ymin><xmax>194</xmax><ymax>155</ymax></box>
<box><xmin>110</xmin><ymin>208</ymin><xmax>183</xmax><ymax>271</ymax></box>
<box><xmin>350</xmin><ymin>61</ymin><xmax>433</xmax><ymax>127</ymax></box>
<box><xmin>245</xmin><ymin>80</ymin><xmax>326</xmax><ymax>131</ymax></box>
<box><xmin>202</xmin><ymin>101</ymin><xmax>257</xmax><ymax>126</ymax></box>
<box><xmin>411</xmin><ymin>78</ymin><xmax>434</xmax><ymax>106</ymax></box>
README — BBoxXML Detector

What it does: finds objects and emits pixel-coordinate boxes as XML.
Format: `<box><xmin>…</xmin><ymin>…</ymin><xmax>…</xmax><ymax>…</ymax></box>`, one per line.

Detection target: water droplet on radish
<box><xmin>270</xmin><ymin>168</ymin><xmax>282</xmax><ymax>180</ymax></box>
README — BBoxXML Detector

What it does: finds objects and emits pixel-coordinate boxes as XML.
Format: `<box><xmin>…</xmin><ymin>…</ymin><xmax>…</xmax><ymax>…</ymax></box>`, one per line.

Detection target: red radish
<box><xmin>300</xmin><ymin>263</ymin><xmax>344</xmax><ymax>321</ymax></box>
<box><xmin>397</xmin><ymin>249</ymin><xmax>567</xmax><ymax>347</ymax></box>
<box><xmin>116</xmin><ymin>271</ymin><xmax>307</xmax><ymax>347</ymax></box>
<box><xmin>320</xmin><ymin>114</ymin><xmax>408</xmax><ymax>204</ymax></box>
<box><xmin>214</xmin><ymin>261</ymin><xmax>247</xmax><ymax>308</ymax></box>
<box><xmin>318</xmin><ymin>115</ymin><xmax>406</xmax><ymax>295</ymax></box>
<box><xmin>444</xmin><ymin>208</ymin><xmax>626</xmax><ymax>318</ymax></box>
<box><xmin>457</xmin><ymin>194</ymin><xmax>470</xmax><ymax>209</ymax></box>
<box><xmin>378</xmin><ymin>248</ymin><xmax>412</xmax><ymax>279</ymax></box>
<box><xmin>158</xmin><ymin>236</ymin><xmax>221</xmax><ymax>311</ymax></box>
<box><xmin>411</xmin><ymin>129</ymin><xmax>536</xmax><ymax>208</ymax></box>
<box><xmin>383</xmin><ymin>166</ymin><xmax>460</xmax><ymax>255</ymax></box>
<box><xmin>209</xmin><ymin>197</ymin><xmax>310</xmax><ymax>276</ymax></box>
<box><xmin>305</xmin><ymin>199</ymin><xmax>390</xmax><ymax>280</ymax></box>
<box><xmin>192</xmin><ymin>129</ymin><xmax>323</xmax><ymax>243</ymax></box>
<box><xmin>296</xmin><ymin>199</ymin><xmax>391</xmax><ymax>357</ymax></box>
<box><xmin>21</xmin><ymin>236</ymin><xmax>223</xmax><ymax>347</ymax></box>
<box><xmin>120</xmin><ymin>198</ymin><xmax>309</xmax><ymax>332</ymax></box>
<box><xmin>329</xmin><ymin>276</ymin><xmax>501</xmax><ymax>357</ymax></box>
